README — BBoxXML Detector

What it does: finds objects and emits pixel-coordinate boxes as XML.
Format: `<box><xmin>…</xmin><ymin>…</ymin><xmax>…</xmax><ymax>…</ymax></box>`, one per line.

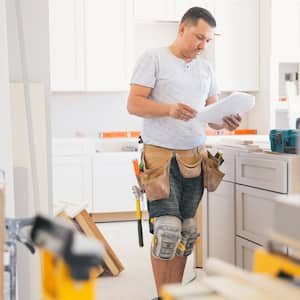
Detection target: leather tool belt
<box><xmin>137</xmin><ymin>144</ymin><xmax>224</xmax><ymax>201</ymax></box>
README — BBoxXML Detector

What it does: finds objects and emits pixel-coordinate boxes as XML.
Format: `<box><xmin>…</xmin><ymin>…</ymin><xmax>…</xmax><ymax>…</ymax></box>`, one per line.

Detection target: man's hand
<box><xmin>169</xmin><ymin>103</ymin><xmax>197</xmax><ymax>121</ymax></box>
<box><xmin>222</xmin><ymin>114</ymin><xmax>242</xmax><ymax>131</ymax></box>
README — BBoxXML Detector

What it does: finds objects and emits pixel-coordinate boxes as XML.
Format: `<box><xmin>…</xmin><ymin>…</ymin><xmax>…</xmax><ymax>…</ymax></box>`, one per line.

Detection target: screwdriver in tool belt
<box><xmin>132</xmin><ymin>159</ymin><xmax>144</xmax><ymax>247</ymax></box>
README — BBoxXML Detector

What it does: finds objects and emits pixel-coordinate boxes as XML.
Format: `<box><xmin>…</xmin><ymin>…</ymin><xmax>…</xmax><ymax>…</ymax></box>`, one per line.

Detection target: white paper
<box><xmin>195</xmin><ymin>92</ymin><xmax>255</xmax><ymax>124</ymax></box>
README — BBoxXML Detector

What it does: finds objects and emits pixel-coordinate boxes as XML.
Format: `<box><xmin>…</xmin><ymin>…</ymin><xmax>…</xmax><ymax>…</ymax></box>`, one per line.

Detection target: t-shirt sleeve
<box><xmin>130</xmin><ymin>50</ymin><xmax>157</xmax><ymax>88</ymax></box>
<box><xmin>207</xmin><ymin>64</ymin><xmax>219</xmax><ymax>97</ymax></box>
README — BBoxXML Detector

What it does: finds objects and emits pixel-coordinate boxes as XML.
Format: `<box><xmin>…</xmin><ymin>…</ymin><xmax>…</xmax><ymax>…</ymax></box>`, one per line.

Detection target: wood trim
<box><xmin>91</xmin><ymin>211</ymin><xmax>149</xmax><ymax>223</ymax></box>
<box><xmin>195</xmin><ymin>202</ymin><xmax>203</xmax><ymax>268</ymax></box>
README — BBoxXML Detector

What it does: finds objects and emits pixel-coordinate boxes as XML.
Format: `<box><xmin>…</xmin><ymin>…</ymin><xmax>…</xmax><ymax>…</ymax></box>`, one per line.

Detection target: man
<box><xmin>127</xmin><ymin>7</ymin><xmax>241</xmax><ymax>300</ymax></box>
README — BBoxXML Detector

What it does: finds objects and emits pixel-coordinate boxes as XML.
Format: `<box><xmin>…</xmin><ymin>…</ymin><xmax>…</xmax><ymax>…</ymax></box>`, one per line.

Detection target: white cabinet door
<box><xmin>93</xmin><ymin>152</ymin><xmax>138</xmax><ymax>212</ymax></box>
<box><xmin>214</xmin><ymin>0</ymin><xmax>259</xmax><ymax>91</ymax></box>
<box><xmin>85</xmin><ymin>0</ymin><xmax>132</xmax><ymax>91</ymax></box>
<box><xmin>53</xmin><ymin>156</ymin><xmax>93</xmax><ymax>210</ymax></box>
<box><xmin>236</xmin><ymin>184</ymin><xmax>288</xmax><ymax>245</ymax></box>
<box><xmin>134</xmin><ymin>0</ymin><xmax>174</xmax><ymax>21</ymax></box>
<box><xmin>174</xmin><ymin>0</ymin><xmax>214</xmax><ymax>21</ymax></box>
<box><xmin>236</xmin><ymin>236</ymin><xmax>261</xmax><ymax>271</ymax></box>
<box><xmin>207</xmin><ymin>181</ymin><xmax>235</xmax><ymax>264</ymax></box>
<box><xmin>272</xmin><ymin>0</ymin><xmax>300</xmax><ymax>55</ymax></box>
<box><xmin>49</xmin><ymin>0</ymin><xmax>85</xmax><ymax>91</ymax></box>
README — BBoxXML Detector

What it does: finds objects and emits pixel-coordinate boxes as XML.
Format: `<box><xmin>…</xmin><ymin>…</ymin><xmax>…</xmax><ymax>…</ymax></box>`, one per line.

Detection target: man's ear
<box><xmin>178</xmin><ymin>22</ymin><xmax>185</xmax><ymax>36</ymax></box>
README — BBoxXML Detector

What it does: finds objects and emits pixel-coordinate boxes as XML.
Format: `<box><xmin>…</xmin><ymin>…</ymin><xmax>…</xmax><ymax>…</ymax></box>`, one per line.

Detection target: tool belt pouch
<box><xmin>202</xmin><ymin>151</ymin><xmax>225</xmax><ymax>192</ymax></box>
<box><xmin>139</xmin><ymin>146</ymin><xmax>172</xmax><ymax>201</ymax></box>
<box><xmin>175</xmin><ymin>151</ymin><xmax>202</xmax><ymax>178</ymax></box>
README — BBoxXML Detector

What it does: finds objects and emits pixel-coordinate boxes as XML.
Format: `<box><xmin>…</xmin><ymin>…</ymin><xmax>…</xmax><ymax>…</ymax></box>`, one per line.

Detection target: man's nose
<box><xmin>197</xmin><ymin>40</ymin><xmax>206</xmax><ymax>49</ymax></box>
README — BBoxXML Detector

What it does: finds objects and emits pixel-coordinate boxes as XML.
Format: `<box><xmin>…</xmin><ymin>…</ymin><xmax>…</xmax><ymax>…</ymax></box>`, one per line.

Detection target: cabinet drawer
<box><xmin>236</xmin><ymin>156</ymin><xmax>287</xmax><ymax>193</ymax></box>
<box><xmin>236</xmin><ymin>236</ymin><xmax>261</xmax><ymax>271</ymax></box>
<box><xmin>236</xmin><ymin>185</ymin><xmax>287</xmax><ymax>245</ymax></box>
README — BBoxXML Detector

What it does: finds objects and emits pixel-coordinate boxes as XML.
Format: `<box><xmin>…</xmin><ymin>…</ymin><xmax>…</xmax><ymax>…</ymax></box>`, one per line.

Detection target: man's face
<box><xmin>178</xmin><ymin>19</ymin><xmax>214</xmax><ymax>59</ymax></box>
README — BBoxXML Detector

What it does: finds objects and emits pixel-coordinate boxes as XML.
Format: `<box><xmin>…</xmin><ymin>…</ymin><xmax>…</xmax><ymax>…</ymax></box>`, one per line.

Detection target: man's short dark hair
<box><xmin>181</xmin><ymin>7</ymin><xmax>216</xmax><ymax>27</ymax></box>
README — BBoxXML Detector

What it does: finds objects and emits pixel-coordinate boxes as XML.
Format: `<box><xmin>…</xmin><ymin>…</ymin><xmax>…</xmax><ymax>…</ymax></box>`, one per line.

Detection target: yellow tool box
<box><xmin>30</xmin><ymin>215</ymin><xmax>104</xmax><ymax>300</ymax></box>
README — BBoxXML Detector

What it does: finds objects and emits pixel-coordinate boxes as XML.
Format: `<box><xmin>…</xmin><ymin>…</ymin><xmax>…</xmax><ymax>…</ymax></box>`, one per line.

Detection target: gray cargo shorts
<box><xmin>148</xmin><ymin>157</ymin><xmax>204</xmax><ymax>234</ymax></box>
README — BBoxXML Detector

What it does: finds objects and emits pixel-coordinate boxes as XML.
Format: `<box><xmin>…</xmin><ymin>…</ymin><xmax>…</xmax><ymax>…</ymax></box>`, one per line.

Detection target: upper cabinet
<box><xmin>271</xmin><ymin>0</ymin><xmax>300</xmax><ymax>56</ymax></box>
<box><xmin>49</xmin><ymin>0</ymin><xmax>85</xmax><ymax>91</ymax></box>
<box><xmin>85</xmin><ymin>0</ymin><xmax>132</xmax><ymax>91</ymax></box>
<box><xmin>49</xmin><ymin>0</ymin><xmax>259</xmax><ymax>92</ymax></box>
<box><xmin>213</xmin><ymin>0</ymin><xmax>259</xmax><ymax>91</ymax></box>
<box><xmin>134</xmin><ymin>0</ymin><xmax>174</xmax><ymax>21</ymax></box>
<box><xmin>133</xmin><ymin>0</ymin><xmax>259</xmax><ymax>92</ymax></box>
<box><xmin>49</xmin><ymin>0</ymin><xmax>133</xmax><ymax>92</ymax></box>
<box><xmin>133</xmin><ymin>0</ymin><xmax>214</xmax><ymax>22</ymax></box>
<box><xmin>174</xmin><ymin>0</ymin><xmax>214</xmax><ymax>20</ymax></box>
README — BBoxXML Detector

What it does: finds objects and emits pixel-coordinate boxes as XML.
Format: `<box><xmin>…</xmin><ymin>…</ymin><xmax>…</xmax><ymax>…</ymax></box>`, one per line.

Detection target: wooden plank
<box><xmin>75</xmin><ymin>209</ymin><xmax>124</xmax><ymax>274</ymax></box>
<box><xmin>56</xmin><ymin>210</ymin><xmax>104</xmax><ymax>277</ymax></box>
<box><xmin>195</xmin><ymin>202</ymin><xmax>203</xmax><ymax>268</ymax></box>
<box><xmin>91</xmin><ymin>211</ymin><xmax>148</xmax><ymax>223</ymax></box>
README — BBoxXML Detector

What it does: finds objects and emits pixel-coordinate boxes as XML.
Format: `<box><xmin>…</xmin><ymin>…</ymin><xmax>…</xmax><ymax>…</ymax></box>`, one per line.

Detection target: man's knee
<box><xmin>151</xmin><ymin>216</ymin><xmax>182</xmax><ymax>260</ymax></box>
<box><xmin>176</xmin><ymin>218</ymin><xmax>199</xmax><ymax>257</ymax></box>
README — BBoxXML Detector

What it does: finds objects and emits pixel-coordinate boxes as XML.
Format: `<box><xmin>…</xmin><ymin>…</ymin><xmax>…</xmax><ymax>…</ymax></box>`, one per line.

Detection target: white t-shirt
<box><xmin>130</xmin><ymin>47</ymin><xmax>218</xmax><ymax>149</ymax></box>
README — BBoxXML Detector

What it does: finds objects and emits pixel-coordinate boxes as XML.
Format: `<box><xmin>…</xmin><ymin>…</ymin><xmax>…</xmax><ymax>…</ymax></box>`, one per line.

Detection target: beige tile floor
<box><xmin>96</xmin><ymin>220</ymin><xmax>204</xmax><ymax>300</ymax></box>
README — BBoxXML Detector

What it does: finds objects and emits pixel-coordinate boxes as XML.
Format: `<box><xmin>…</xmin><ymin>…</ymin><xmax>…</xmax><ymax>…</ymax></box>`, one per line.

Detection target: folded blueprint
<box><xmin>196</xmin><ymin>92</ymin><xmax>255</xmax><ymax>124</ymax></box>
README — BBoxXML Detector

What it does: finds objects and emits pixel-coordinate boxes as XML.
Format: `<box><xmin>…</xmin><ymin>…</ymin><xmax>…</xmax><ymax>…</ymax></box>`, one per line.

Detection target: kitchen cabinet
<box><xmin>49</xmin><ymin>0</ymin><xmax>85</xmax><ymax>91</ymax></box>
<box><xmin>93</xmin><ymin>152</ymin><xmax>138</xmax><ymax>213</ymax></box>
<box><xmin>134</xmin><ymin>0</ymin><xmax>213</xmax><ymax>22</ymax></box>
<box><xmin>213</xmin><ymin>0</ymin><xmax>259</xmax><ymax>91</ymax></box>
<box><xmin>49</xmin><ymin>0</ymin><xmax>133</xmax><ymax>91</ymax></box>
<box><xmin>85</xmin><ymin>0</ymin><xmax>133</xmax><ymax>91</ymax></box>
<box><xmin>205</xmin><ymin>148</ymin><xmax>236</xmax><ymax>264</ymax></box>
<box><xmin>134</xmin><ymin>0</ymin><xmax>174</xmax><ymax>21</ymax></box>
<box><xmin>203</xmin><ymin>145</ymin><xmax>300</xmax><ymax>269</ymax></box>
<box><xmin>236</xmin><ymin>185</ymin><xmax>286</xmax><ymax>246</ymax></box>
<box><xmin>236</xmin><ymin>236</ymin><xmax>261</xmax><ymax>271</ymax></box>
<box><xmin>52</xmin><ymin>139</ymin><xmax>95</xmax><ymax>211</ymax></box>
<box><xmin>271</xmin><ymin>0</ymin><xmax>300</xmax><ymax>55</ymax></box>
<box><xmin>207</xmin><ymin>181</ymin><xmax>235</xmax><ymax>264</ymax></box>
<box><xmin>53</xmin><ymin>156</ymin><xmax>93</xmax><ymax>211</ymax></box>
<box><xmin>133</xmin><ymin>0</ymin><xmax>259</xmax><ymax>92</ymax></box>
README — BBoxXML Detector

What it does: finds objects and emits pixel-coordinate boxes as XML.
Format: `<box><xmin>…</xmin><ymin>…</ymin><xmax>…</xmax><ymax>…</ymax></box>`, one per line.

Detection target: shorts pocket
<box><xmin>202</xmin><ymin>151</ymin><xmax>225</xmax><ymax>192</ymax></box>
<box><xmin>140</xmin><ymin>146</ymin><xmax>172</xmax><ymax>201</ymax></box>
<box><xmin>175</xmin><ymin>152</ymin><xmax>202</xmax><ymax>178</ymax></box>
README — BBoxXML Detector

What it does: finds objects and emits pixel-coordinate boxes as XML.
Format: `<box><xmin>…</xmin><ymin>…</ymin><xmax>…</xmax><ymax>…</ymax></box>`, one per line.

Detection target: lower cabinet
<box><xmin>207</xmin><ymin>181</ymin><xmax>235</xmax><ymax>264</ymax></box>
<box><xmin>52</xmin><ymin>155</ymin><xmax>93</xmax><ymax>210</ymax></box>
<box><xmin>236</xmin><ymin>236</ymin><xmax>261</xmax><ymax>271</ymax></box>
<box><xmin>93</xmin><ymin>152</ymin><xmax>138</xmax><ymax>212</ymax></box>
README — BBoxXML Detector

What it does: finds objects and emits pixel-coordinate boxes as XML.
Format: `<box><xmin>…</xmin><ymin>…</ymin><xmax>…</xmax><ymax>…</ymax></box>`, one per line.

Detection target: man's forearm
<box><xmin>127</xmin><ymin>96</ymin><xmax>171</xmax><ymax>118</ymax></box>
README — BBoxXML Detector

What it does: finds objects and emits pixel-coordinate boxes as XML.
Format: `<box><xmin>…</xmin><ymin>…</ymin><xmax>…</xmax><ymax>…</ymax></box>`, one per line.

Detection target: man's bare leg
<box><xmin>151</xmin><ymin>252</ymin><xmax>187</xmax><ymax>296</ymax></box>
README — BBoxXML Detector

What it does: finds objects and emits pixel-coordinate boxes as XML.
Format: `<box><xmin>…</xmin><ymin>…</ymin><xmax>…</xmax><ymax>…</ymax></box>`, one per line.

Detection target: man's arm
<box><xmin>127</xmin><ymin>84</ymin><xmax>197</xmax><ymax>121</ymax></box>
<box><xmin>205</xmin><ymin>95</ymin><xmax>242</xmax><ymax>131</ymax></box>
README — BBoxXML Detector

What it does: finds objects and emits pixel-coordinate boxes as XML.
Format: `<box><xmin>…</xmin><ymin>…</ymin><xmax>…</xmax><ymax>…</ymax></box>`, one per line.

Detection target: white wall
<box><xmin>51</xmin><ymin>92</ymin><xmax>142</xmax><ymax>137</ymax></box>
<box><xmin>6</xmin><ymin>0</ymin><xmax>51</xmax><ymax>214</ymax></box>
<box><xmin>5</xmin><ymin>0</ymin><xmax>51</xmax><ymax>299</ymax></box>
<box><xmin>0</xmin><ymin>0</ymin><xmax>15</xmax><ymax>217</ymax></box>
